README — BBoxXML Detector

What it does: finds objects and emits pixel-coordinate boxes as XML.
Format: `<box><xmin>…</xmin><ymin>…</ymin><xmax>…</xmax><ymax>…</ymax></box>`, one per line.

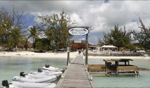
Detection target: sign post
<box><xmin>66</xmin><ymin>46</ymin><xmax>70</xmax><ymax>66</ymax></box>
<box><xmin>85</xmin><ymin>33</ymin><xmax>88</xmax><ymax>65</ymax></box>
<box><xmin>68</xmin><ymin>26</ymin><xmax>89</xmax><ymax>65</ymax></box>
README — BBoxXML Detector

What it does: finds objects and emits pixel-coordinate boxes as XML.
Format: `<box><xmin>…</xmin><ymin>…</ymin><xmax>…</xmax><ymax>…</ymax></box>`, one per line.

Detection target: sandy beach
<box><xmin>0</xmin><ymin>51</ymin><xmax>79</xmax><ymax>59</ymax></box>
<box><xmin>0</xmin><ymin>51</ymin><xmax>150</xmax><ymax>59</ymax></box>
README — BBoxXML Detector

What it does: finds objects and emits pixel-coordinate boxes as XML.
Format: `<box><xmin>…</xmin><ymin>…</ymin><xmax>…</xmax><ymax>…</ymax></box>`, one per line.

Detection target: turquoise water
<box><xmin>0</xmin><ymin>56</ymin><xmax>150</xmax><ymax>87</ymax></box>
<box><xmin>0</xmin><ymin>57</ymin><xmax>67</xmax><ymax>87</ymax></box>
<box><xmin>93</xmin><ymin>71</ymin><xmax>150</xmax><ymax>88</ymax></box>
<box><xmin>89</xmin><ymin>58</ymin><xmax>150</xmax><ymax>88</ymax></box>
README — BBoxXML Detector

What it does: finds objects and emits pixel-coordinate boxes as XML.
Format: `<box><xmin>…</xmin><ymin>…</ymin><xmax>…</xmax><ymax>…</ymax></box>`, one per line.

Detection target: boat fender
<box><xmin>2</xmin><ymin>80</ymin><xmax>9</xmax><ymax>88</ymax></box>
<box><xmin>38</xmin><ymin>68</ymin><xmax>43</xmax><ymax>72</ymax></box>
<box><xmin>20</xmin><ymin>72</ymin><xmax>26</xmax><ymax>77</ymax></box>
<box><xmin>45</xmin><ymin>64</ymin><xmax>50</xmax><ymax>68</ymax></box>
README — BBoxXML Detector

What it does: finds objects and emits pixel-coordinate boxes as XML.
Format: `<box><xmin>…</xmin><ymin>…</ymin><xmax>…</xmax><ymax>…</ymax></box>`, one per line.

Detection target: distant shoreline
<box><xmin>0</xmin><ymin>51</ymin><xmax>149</xmax><ymax>59</ymax></box>
<box><xmin>0</xmin><ymin>51</ymin><xmax>78</xmax><ymax>59</ymax></box>
<box><xmin>89</xmin><ymin>56</ymin><xmax>150</xmax><ymax>59</ymax></box>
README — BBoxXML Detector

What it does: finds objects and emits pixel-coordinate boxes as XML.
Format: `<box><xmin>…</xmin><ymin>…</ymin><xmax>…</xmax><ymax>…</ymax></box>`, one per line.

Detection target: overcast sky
<box><xmin>0</xmin><ymin>0</ymin><xmax>150</xmax><ymax>44</ymax></box>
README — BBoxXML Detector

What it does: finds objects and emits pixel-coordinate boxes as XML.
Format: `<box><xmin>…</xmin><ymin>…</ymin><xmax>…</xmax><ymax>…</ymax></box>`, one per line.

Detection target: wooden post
<box><xmin>85</xmin><ymin>33</ymin><xmax>88</xmax><ymax>65</ymax></box>
<box><xmin>67</xmin><ymin>39</ymin><xmax>70</xmax><ymax>66</ymax></box>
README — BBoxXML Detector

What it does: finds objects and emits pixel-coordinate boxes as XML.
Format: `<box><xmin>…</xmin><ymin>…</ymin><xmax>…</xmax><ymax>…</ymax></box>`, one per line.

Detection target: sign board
<box><xmin>68</xmin><ymin>28</ymin><xmax>88</xmax><ymax>35</ymax></box>
<box><xmin>74</xmin><ymin>40</ymin><xmax>82</xmax><ymax>43</ymax></box>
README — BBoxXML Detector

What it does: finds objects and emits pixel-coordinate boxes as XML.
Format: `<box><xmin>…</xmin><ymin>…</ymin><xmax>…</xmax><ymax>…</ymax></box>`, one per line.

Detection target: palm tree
<box><xmin>28</xmin><ymin>26</ymin><xmax>39</xmax><ymax>49</ymax></box>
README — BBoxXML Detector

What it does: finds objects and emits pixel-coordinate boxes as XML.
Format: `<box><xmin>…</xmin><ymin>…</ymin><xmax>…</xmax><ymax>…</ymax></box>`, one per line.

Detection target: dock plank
<box><xmin>56</xmin><ymin>54</ymin><xmax>93</xmax><ymax>88</ymax></box>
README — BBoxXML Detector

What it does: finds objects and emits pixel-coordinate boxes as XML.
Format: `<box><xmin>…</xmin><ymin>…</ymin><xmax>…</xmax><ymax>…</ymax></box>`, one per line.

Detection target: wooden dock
<box><xmin>56</xmin><ymin>54</ymin><xmax>93</xmax><ymax>88</ymax></box>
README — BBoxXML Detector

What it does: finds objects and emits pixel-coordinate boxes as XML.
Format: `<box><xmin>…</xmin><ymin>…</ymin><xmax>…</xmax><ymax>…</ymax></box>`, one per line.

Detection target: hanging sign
<box><xmin>68</xmin><ymin>28</ymin><xmax>89</xmax><ymax>35</ymax></box>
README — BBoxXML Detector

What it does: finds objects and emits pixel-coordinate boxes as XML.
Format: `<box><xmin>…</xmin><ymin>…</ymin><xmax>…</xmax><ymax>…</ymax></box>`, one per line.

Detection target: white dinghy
<box><xmin>30</xmin><ymin>68</ymin><xmax>63</xmax><ymax>77</ymax></box>
<box><xmin>12</xmin><ymin>75</ymin><xmax>56</xmax><ymax>83</ymax></box>
<box><xmin>2</xmin><ymin>80</ymin><xmax>56</xmax><ymax>88</ymax></box>
<box><xmin>20</xmin><ymin>71</ymin><xmax>61</xmax><ymax>79</ymax></box>
<box><xmin>20</xmin><ymin>72</ymin><xmax>50</xmax><ymax>79</ymax></box>
<box><xmin>30</xmin><ymin>70</ymin><xmax>63</xmax><ymax>77</ymax></box>
<box><xmin>42</xmin><ymin>64</ymin><xmax>62</xmax><ymax>71</ymax></box>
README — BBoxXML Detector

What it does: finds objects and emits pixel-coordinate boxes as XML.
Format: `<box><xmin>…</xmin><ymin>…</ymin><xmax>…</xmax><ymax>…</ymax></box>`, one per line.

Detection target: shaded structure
<box><xmin>101</xmin><ymin>45</ymin><xmax>117</xmax><ymax>51</ymax></box>
<box><xmin>88</xmin><ymin>59</ymin><xmax>139</xmax><ymax>76</ymax></box>
<box><xmin>104</xmin><ymin>59</ymin><xmax>139</xmax><ymax>75</ymax></box>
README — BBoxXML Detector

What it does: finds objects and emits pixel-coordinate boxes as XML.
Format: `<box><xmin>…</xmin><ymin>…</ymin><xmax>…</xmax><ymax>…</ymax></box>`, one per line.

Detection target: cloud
<box><xmin>1</xmin><ymin>1</ymin><xmax>150</xmax><ymax>44</ymax></box>
<box><xmin>88</xmin><ymin>35</ymin><xmax>99</xmax><ymax>45</ymax></box>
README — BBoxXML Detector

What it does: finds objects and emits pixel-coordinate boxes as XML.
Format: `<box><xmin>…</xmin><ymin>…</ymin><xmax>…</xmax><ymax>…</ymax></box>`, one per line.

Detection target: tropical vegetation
<box><xmin>99</xmin><ymin>25</ymin><xmax>132</xmax><ymax>50</ymax></box>
<box><xmin>0</xmin><ymin>8</ymin><xmax>23</xmax><ymax>51</ymax></box>
<box><xmin>0</xmin><ymin>7</ymin><xmax>149</xmax><ymax>51</ymax></box>
<box><xmin>99</xmin><ymin>19</ymin><xmax>150</xmax><ymax>51</ymax></box>
<box><xmin>132</xmin><ymin>18</ymin><xmax>150</xmax><ymax>50</ymax></box>
<box><xmin>0</xmin><ymin>8</ymin><xmax>72</xmax><ymax>51</ymax></box>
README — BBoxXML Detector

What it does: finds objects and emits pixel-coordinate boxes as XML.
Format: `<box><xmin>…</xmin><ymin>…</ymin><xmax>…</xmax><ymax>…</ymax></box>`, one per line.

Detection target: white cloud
<box><xmin>70</xmin><ymin>13</ymin><xmax>84</xmax><ymax>26</ymax></box>
<box><xmin>88</xmin><ymin>35</ymin><xmax>99</xmax><ymax>45</ymax></box>
<box><xmin>1</xmin><ymin>1</ymin><xmax>150</xmax><ymax>44</ymax></box>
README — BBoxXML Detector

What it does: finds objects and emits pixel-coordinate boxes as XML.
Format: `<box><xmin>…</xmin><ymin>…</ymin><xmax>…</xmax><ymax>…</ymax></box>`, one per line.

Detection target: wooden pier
<box><xmin>56</xmin><ymin>54</ymin><xmax>93</xmax><ymax>88</ymax></box>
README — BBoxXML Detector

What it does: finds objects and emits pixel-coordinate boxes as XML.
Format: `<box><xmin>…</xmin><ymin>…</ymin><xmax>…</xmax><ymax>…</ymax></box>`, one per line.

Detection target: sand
<box><xmin>0</xmin><ymin>51</ymin><xmax>78</xmax><ymax>59</ymax></box>
<box><xmin>0</xmin><ymin>51</ymin><xmax>149</xmax><ymax>59</ymax></box>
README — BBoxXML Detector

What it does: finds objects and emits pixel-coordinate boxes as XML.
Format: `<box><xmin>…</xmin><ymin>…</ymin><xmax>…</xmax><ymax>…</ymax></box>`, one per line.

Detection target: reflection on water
<box><xmin>0</xmin><ymin>57</ymin><xmax>150</xmax><ymax>87</ymax></box>
<box><xmin>93</xmin><ymin>71</ymin><xmax>150</xmax><ymax>87</ymax></box>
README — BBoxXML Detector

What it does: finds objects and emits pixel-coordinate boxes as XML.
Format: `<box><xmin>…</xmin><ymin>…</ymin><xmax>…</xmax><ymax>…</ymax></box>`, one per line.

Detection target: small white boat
<box><xmin>26</xmin><ymin>73</ymin><xmax>51</xmax><ymax>79</ymax></box>
<box><xmin>29</xmin><ymin>68</ymin><xmax>63</xmax><ymax>77</ymax></box>
<box><xmin>2</xmin><ymin>80</ymin><xmax>56</xmax><ymax>88</ymax></box>
<box><xmin>42</xmin><ymin>64</ymin><xmax>61</xmax><ymax>71</ymax></box>
<box><xmin>20</xmin><ymin>72</ymin><xmax>51</xmax><ymax>79</ymax></box>
<box><xmin>12</xmin><ymin>75</ymin><xmax>56</xmax><ymax>83</ymax></box>
<box><xmin>30</xmin><ymin>70</ymin><xmax>63</xmax><ymax>77</ymax></box>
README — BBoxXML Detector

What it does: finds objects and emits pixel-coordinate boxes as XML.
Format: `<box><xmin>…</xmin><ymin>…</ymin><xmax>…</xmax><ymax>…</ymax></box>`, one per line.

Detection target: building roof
<box><xmin>102</xmin><ymin>45</ymin><xmax>117</xmax><ymax>48</ymax></box>
<box><xmin>89</xmin><ymin>45</ymin><xmax>100</xmax><ymax>47</ymax></box>
<box><xmin>103</xmin><ymin>59</ymin><xmax>133</xmax><ymax>62</ymax></box>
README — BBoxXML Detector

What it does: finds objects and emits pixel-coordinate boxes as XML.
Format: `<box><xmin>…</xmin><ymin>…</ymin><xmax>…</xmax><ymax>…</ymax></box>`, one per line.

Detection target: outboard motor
<box><xmin>20</xmin><ymin>72</ymin><xmax>26</xmax><ymax>77</ymax></box>
<box><xmin>38</xmin><ymin>68</ymin><xmax>43</xmax><ymax>72</ymax></box>
<box><xmin>78</xmin><ymin>50</ymin><xmax>81</xmax><ymax>54</ymax></box>
<box><xmin>2</xmin><ymin>80</ymin><xmax>9</xmax><ymax>88</ymax></box>
<box><xmin>45</xmin><ymin>64</ymin><xmax>50</xmax><ymax>68</ymax></box>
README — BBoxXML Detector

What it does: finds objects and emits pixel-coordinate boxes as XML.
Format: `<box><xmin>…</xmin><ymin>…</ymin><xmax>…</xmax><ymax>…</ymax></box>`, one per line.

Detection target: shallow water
<box><xmin>0</xmin><ymin>56</ymin><xmax>150</xmax><ymax>88</ymax></box>
<box><xmin>93</xmin><ymin>71</ymin><xmax>150</xmax><ymax>88</ymax></box>
<box><xmin>89</xmin><ymin>58</ymin><xmax>150</xmax><ymax>88</ymax></box>
<box><xmin>0</xmin><ymin>57</ymin><xmax>67</xmax><ymax>87</ymax></box>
